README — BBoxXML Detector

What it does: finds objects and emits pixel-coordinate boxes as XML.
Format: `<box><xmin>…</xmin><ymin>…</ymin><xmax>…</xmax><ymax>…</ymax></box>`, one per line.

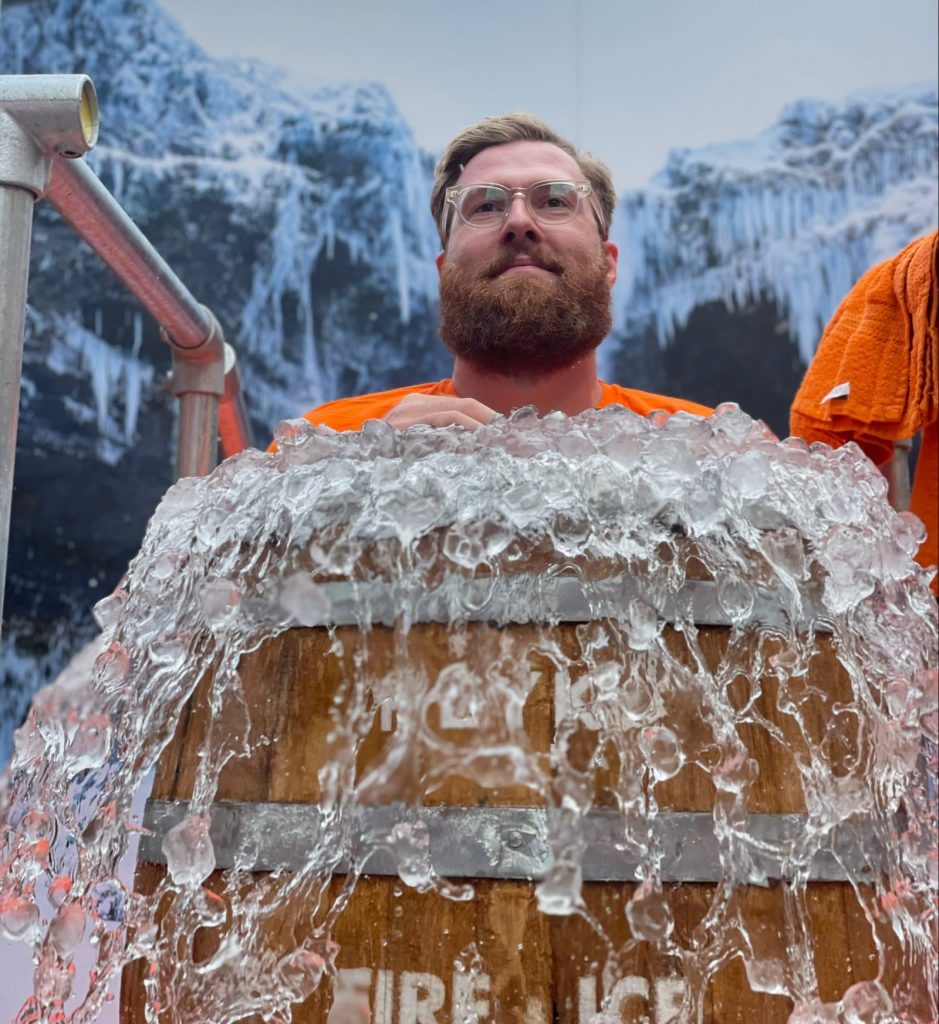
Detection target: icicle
<box><xmin>132</xmin><ymin>311</ymin><xmax>143</xmax><ymax>359</ymax></box>
<box><xmin>389</xmin><ymin>208</ymin><xmax>410</xmax><ymax>325</ymax></box>
<box><xmin>301</xmin><ymin>279</ymin><xmax>317</xmax><ymax>381</ymax></box>
<box><xmin>68</xmin><ymin>323</ymin><xmax>154</xmax><ymax>445</ymax></box>
<box><xmin>123</xmin><ymin>360</ymin><xmax>143</xmax><ymax>443</ymax></box>
<box><xmin>111</xmin><ymin>157</ymin><xmax>125</xmax><ymax>205</ymax></box>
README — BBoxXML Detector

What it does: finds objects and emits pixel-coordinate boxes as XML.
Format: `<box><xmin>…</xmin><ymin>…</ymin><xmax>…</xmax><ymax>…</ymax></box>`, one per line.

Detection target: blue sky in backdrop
<box><xmin>158</xmin><ymin>0</ymin><xmax>939</xmax><ymax>190</ymax></box>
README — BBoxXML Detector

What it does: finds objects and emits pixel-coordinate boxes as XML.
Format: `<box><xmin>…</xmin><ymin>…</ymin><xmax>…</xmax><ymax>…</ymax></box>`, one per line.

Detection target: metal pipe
<box><xmin>176</xmin><ymin>393</ymin><xmax>220</xmax><ymax>480</ymax></box>
<box><xmin>45</xmin><ymin>157</ymin><xmax>219</xmax><ymax>356</ymax></box>
<box><xmin>2</xmin><ymin>76</ymin><xmax>253</xmax><ymax>510</ymax></box>
<box><xmin>0</xmin><ymin>185</ymin><xmax>36</xmax><ymax>635</ymax></box>
<box><xmin>167</xmin><ymin>307</ymin><xmax>224</xmax><ymax>479</ymax></box>
<box><xmin>885</xmin><ymin>437</ymin><xmax>914</xmax><ymax>512</ymax></box>
<box><xmin>219</xmin><ymin>342</ymin><xmax>252</xmax><ymax>458</ymax></box>
<box><xmin>0</xmin><ymin>75</ymin><xmax>254</xmax><ymax>648</ymax></box>
<box><xmin>44</xmin><ymin>158</ymin><xmax>255</xmax><ymax>469</ymax></box>
<box><xmin>0</xmin><ymin>75</ymin><xmax>99</xmax><ymax>165</ymax></box>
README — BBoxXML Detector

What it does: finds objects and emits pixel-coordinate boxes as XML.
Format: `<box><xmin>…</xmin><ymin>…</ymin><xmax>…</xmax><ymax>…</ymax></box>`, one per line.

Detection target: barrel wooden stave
<box><xmin>122</xmin><ymin>619</ymin><xmax>915</xmax><ymax>1023</ymax></box>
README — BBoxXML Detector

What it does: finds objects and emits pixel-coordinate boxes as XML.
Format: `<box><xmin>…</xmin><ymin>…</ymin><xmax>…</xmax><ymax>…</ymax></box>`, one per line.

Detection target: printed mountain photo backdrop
<box><xmin>1</xmin><ymin>0</ymin><xmax>937</xmax><ymax>763</ymax></box>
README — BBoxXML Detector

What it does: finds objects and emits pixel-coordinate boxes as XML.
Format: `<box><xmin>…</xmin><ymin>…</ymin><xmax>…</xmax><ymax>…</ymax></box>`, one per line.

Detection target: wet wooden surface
<box><xmin>122</xmin><ymin>622</ymin><xmax>926</xmax><ymax>1023</ymax></box>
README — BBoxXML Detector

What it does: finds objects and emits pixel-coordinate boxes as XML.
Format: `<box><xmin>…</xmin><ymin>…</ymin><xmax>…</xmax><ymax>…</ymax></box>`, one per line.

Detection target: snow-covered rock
<box><xmin>2</xmin><ymin>0</ymin><xmax>444</xmax><ymax>429</ymax></box>
<box><xmin>609</xmin><ymin>83</ymin><xmax>938</xmax><ymax>366</ymax></box>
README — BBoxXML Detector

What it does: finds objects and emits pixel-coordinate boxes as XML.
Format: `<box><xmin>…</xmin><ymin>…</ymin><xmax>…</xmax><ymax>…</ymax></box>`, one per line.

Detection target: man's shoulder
<box><xmin>599</xmin><ymin>382</ymin><xmax>712</xmax><ymax>418</ymax></box>
<box><xmin>299</xmin><ymin>380</ymin><xmax>456</xmax><ymax>432</ymax></box>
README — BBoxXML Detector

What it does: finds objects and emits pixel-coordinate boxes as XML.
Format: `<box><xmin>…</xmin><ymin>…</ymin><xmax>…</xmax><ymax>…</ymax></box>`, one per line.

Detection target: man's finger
<box><xmin>383</xmin><ymin>394</ymin><xmax>497</xmax><ymax>429</ymax></box>
<box><xmin>418</xmin><ymin>411</ymin><xmax>490</xmax><ymax>429</ymax></box>
<box><xmin>384</xmin><ymin>409</ymin><xmax>488</xmax><ymax>430</ymax></box>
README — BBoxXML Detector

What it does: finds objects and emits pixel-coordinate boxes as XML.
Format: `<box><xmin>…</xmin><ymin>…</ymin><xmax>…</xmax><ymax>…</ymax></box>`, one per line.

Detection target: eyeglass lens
<box><xmin>457</xmin><ymin>181</ymin><xmax>582</xmax><ymax>227</ymax></box>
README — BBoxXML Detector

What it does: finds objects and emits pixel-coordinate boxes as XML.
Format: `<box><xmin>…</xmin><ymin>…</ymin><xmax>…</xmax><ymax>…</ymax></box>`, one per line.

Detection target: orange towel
<box><xmin>790</xmin><ymin>229</ymin><xmax>938</xmax><ymax>588</ymax></box>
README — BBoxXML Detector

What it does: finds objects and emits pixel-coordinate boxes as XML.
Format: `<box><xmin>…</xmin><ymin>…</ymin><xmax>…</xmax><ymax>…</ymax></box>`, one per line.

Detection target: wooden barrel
<box><xmin>120</xmin><ymin>567</ymin><xmax>930</xmax><ymax>1023</ymax></box>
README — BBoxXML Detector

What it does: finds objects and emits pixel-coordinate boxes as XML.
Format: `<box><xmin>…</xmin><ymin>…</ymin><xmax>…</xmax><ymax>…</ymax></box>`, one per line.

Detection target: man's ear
<box><xmin>435</xmin><ymin>251</ymin><xmax>446</xmax><ymax>275</ymax></box>
<box><xmin>604</xmin><ymin>242</ymin><xmax>618</xmax><ymax>288</ymax></box>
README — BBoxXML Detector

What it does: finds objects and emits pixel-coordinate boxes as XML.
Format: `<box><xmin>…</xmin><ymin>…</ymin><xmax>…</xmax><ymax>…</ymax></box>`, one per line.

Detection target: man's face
<box><xmin>436</xmin><ymin>140</ymin><xmax>618</xmax><ymax>377</ymax></box>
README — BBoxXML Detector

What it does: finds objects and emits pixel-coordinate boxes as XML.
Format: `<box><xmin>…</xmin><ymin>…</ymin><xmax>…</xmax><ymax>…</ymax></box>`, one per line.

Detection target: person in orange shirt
<box><xmin>296</xmin><ymin>113</ymin><xmax>710</xmax><ymax>433</ymax></box>
<box><xmin>790</xmin><ymin>231</ymin><xmax>937</xmax><ymax>591</ymax></box>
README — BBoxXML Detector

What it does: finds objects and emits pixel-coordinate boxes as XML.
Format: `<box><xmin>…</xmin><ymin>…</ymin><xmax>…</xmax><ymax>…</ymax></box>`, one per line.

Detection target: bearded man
<box><xmin>297</xmin><ymin>113</ymin><xmax>710</xmax><ymax>431</ymax></box>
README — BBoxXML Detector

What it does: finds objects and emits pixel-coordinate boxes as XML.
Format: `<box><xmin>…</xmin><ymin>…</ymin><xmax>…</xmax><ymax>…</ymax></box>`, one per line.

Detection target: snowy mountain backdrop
<box><xmin>605</xmin><ymin>84</ymin><xmax>938</xmax><ymax>426</ymax></box>
<box><xmin>0</xmin><ymin>0</ymin><xmax>936</xmax><ymax>763</ymax></box>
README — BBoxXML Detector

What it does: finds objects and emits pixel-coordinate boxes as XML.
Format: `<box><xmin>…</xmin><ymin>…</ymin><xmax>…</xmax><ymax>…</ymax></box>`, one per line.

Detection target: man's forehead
<box><xmin>456</xmin><ymin>140</ymin><xmax>582</xmax><ymax>187</ymax></box>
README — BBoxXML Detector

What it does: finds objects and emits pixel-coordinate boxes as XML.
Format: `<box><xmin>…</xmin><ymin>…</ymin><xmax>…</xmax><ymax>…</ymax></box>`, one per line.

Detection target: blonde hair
<box><xmin>431</xmin><ymin>112</ymin><xmax>616</xmax><ymax>245</ymax></box>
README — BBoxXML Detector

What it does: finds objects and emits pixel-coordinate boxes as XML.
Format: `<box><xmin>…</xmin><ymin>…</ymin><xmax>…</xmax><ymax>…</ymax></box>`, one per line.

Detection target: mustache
<box><xmin>482</xmin><ymin>245</ymin><xmax>566</xmax><ymax>279</ymax></box>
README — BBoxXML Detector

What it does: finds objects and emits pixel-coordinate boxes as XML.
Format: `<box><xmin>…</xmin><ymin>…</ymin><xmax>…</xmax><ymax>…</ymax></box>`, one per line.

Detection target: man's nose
<box><xmin>501</xmin><ymin>192</ymin><xmax>541</xmax><ymax>243</ymax></box>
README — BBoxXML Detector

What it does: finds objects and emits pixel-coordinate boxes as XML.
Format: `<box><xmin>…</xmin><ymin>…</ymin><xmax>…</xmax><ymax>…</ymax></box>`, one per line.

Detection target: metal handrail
<box><xmin>0</xmin><ymin>74</ymin><xmax>254</xmax><ymax>640</ymax></box>
<box><xmin>46</xmin><ymin>157</ymin><xmax>219</xmax><ymax>352</ymax></box>
<box><xmin>44</xmin><ymin>152</ymin><xmax>254</xmax><ymax>476</ymax></box>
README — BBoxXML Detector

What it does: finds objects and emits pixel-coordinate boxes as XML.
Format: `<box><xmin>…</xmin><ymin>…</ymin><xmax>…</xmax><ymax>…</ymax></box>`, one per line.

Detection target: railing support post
<box><xmin>0</xmin><ymin>185</ymin><xmax>36</xmax><ymax>634</ymax></box>
<box><xmin>0</xmin><ymin>74</ymin><xmax>99</xmax><ymax>645</ymax></box>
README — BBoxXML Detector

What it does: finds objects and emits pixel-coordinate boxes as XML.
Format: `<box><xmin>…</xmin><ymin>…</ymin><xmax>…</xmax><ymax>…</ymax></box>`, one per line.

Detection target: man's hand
<box><xmin>382</xmin><ymin>393</ymin><xmax>497</xmax><ymax>430</ymax></box>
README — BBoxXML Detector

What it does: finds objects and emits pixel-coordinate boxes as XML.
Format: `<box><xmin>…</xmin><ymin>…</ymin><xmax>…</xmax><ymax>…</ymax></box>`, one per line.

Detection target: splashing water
<box><xmin>1</xmin><ymin>404</ymin><xmax>936</xmax><ymax>1023</ymax></box>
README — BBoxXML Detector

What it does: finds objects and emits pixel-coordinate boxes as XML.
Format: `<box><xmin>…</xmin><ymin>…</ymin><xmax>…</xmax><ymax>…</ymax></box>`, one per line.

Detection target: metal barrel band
<box><xmin>288</xmin><ymin>574</ymin><xmax>831</xmax><ymax>631</ymax></box>
<box><xmin>141</xmin><ymin>799</ymin><xmax>890</xmax><ymax>884</ymax></box>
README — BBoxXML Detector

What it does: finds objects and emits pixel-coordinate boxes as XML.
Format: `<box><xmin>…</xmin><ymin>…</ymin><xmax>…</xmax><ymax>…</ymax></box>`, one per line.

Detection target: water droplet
<box><xmin>626</xmin><ymin>598</ymin><xmax>659</xmax><ymax>650</ymax></box>
<box><xmin>49</xmin><ymin>903</ymin><xmax>86</xmax><ymax>957</ymax></box>
<box><xmin>625</xmin><ymin>879</ymin><xmax>673</xmax><ymax>943</ymax></box>
<box><xmin>639</xmin><ymin>725</ymin><xmax>684</xmax><ymax>781</ymax></box>
<box><xmin>0</xmin><ymin>895</ymin><xmax>39</xmax><ymax>943</ymax></box>
<box><xmin>162</xmin><ymin>815</ymin><xmax>215</xmax><ymax>887</ymax></box>
<box><xmin>200</xmin><ymin>578</ymin><xmax>241</xmax><ymax>631</ymax></box>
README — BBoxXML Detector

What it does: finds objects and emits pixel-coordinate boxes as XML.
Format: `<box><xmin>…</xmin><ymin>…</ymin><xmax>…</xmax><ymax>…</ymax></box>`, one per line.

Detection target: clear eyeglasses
<box><xmin>443</xmin><ymin>179</ymin><xmax>604</xmax><ymax>236</ymax></box>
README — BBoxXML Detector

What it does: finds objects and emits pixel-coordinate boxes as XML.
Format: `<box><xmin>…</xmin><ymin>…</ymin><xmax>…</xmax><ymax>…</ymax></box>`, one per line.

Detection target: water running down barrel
<box><xmin>109</xmin><ymin>408</ymin><xmax>937</xmax><ymax>1024</ymax></box>
<box><xmin>125</xmin><ymin>617</ymin><xmax>923</xmax><ymax>1022</ymax></box>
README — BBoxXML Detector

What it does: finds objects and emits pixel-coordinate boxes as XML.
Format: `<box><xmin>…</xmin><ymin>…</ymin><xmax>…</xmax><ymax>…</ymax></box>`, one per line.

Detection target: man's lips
<box><xmin>500</xmin><ymin>262</ymin><xmax>554</xmax><ymax>276</ymax></box>
<box><xmin>487</xmin><ymin>253</ymin><xmax>563</xmax><ymax>278</ymax></box>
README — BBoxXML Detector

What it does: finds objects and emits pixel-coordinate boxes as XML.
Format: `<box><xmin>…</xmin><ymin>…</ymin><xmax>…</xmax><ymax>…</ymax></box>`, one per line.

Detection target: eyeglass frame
<box><xmin>441</xmin><ymin>179</ymin><xmax>606</xmax><ymax>241</ymax></box>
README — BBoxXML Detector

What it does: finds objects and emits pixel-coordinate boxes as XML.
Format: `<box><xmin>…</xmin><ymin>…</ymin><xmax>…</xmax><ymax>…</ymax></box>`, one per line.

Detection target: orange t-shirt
<box><xmin>291</xmin><ymin>379</ymin><xmax>711</xmax><ymax>433</ymax></box>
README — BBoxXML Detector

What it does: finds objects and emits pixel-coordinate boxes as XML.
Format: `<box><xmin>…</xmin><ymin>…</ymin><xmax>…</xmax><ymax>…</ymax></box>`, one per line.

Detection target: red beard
<box><xmin>438</xmin><ymin>243</ymin><xmax>613</xmax><ymax>377</ymax></box>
